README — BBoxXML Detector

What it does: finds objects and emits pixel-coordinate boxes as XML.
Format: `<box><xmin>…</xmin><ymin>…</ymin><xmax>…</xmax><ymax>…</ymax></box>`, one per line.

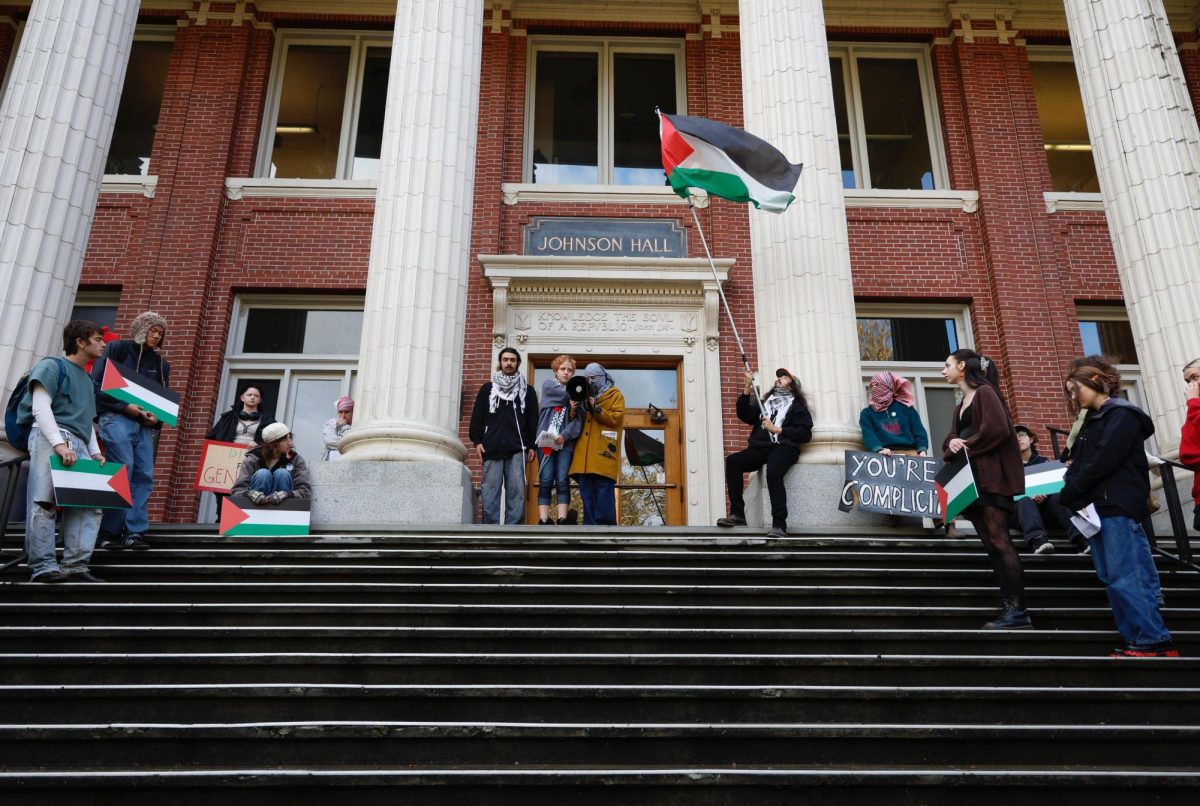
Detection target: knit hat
<box><xmin>336</xmin><ymin>396</ymin><xmax>355</xmax><ymax>412</ymax></box>
<box><xmin>260</xmin><ymin>422</ymin><xmax>291</xmax><ymax>444</ymax></box>
<box><xmin>129</xmin><ymin>312</ymin><xmax>168</xmax><ymax>345</ymax></box>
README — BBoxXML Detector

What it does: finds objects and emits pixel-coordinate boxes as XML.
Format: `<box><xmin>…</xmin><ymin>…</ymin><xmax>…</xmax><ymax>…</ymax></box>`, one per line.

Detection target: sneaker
<box><xmin>716</xmin><ymin>514</ymin><xmax>747</xmax><ymax>528</ymax></box>
<box><xmin>1078</xmin><ymin>542</ymin><xmax>1091</xmax><ymax>556</ymax></box>
<box><xmin>1110</xmin><ymin>644</ymin><xmax>1181</xmax><ymax>658</ymax></box>
<box><xmin>123</xmin><ymin>534</ymin><xmax>150</xmax><ymax>551</ymax></box>
<box><xmin>766</xmin><ymin>527</ymin><xmax>788</xmax><ymax>538</ymax></box>
<box><xmin>31</xmin><ymin>570</ymin><xmax>70</xmax><ymax>584</ymax></box>
<box><xmin>1033</xmin><ymin>541</ymin><xmax>1055</xmax><ymax>556</ymax></box>
<box><xmin>98</xmin><ymin>534</ymin><xmax>124</xmax><ymax>551</ymax></box>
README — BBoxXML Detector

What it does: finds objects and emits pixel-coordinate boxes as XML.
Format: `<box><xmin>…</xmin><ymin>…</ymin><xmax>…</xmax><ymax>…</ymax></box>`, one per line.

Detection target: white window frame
<box><xmin>1075</xmin><ymin>303</ymin><xmax>1146</xmax><ymax>402</ymax></box>
<box><xmin>256</xmin><ymin>30</ymin><xmax>392</xmax><ymax>180</ymax></box>
<box><xmin>856</xmin><ymin>302</ymin><xmax>973</xmax><ymax>435</ymax></box>
<box><xmin>523</xmin><ymin>35</ymin><xmax>687</xmax><ymax>186</ymax></box>
<box><xmin>829</xmin><ymin>43</ymin><xmax>949</xmax><ymax>191</ymax></box>
<box><xmin>1028</xmin><ymin>45</ymin><xmax>1101</xmax><ymax>207</ymax></box>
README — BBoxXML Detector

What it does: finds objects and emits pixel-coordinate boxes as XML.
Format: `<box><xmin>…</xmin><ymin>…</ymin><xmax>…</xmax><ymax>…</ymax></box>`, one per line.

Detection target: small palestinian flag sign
<box><xmin>101</xmin><ymin>360</ymin><xmax>180</xmax><ymax>427</ymax></box>
<box><xmin>220</xmin><ymin>495</ymin><xmax>310</xmax><ymax>537</ymax></box>
<box><xmin>1016</xmin><ymin>461</ymin><xmax>1066</xmax><ymax>501</ymax></box>
<box><xmin>49</xmin><ymin>455</ymin><xmax>132</xmax><ymax>509</ymax></box>
<box><xmin>934</xmin><ymin>452</ymin><xmax>978</xmax><ymax>523</ymax></box>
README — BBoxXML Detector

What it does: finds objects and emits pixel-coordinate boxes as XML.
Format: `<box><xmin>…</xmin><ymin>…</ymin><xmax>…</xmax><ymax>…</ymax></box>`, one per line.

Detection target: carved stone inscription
<box><xmin>524</xmin><ymin>217</ymin><xmax>686</xmax><ymax>258</ymax></box>
<box><xmin>533</xmin><ymin>310</ymin><xmax>680</xmax><ymax>335</ymax></box>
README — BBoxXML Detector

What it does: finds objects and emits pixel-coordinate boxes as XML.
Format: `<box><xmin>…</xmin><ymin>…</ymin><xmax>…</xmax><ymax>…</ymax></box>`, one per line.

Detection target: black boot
<box><xmin>983</xmin><ymin>596</ymin><xmax>1033</xmax><ymax>630</ymax></box>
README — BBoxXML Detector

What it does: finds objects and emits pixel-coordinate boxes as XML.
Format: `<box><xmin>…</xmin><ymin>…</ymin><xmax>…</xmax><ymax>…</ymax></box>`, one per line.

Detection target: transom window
<box><xmin>1029</xmin><ymin>48</ymin><xmax>1098</xmax><ymax>193</ymax></box>
<box><xmin>830</xmin><ymin>45</ymin><xmax>946</xmax><ymax>190</ymax></box>
<box><xmin>258</xmin><ymin>32</ymin><xmax>391</xmax><ymax>180</ymax></box>
<box><xmin>525</xmin><ymin>37</ymin><xmax>685</xmax><ymax>185</ymax></box>
<box><xmin>71</xmin><ymin>291</ymin><xmax>121</xmax><ymax>332</ymax></box>
<box><xmin>105</xmin><ymin>32</ymin><xmax>175</xmax><ymax>176</ymax></box>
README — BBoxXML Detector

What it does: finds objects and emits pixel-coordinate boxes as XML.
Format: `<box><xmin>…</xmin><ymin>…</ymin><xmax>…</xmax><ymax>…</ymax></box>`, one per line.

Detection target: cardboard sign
<box><xmin>195</xmin><ymin>440</ymin><xmax>249</xmax><ymax>493</ymax></box>
<box><xmin>839</xmin><ymin>450</ymin><xmax>943</xmax><ymax>518</ymax></box>
<box><xmin>221</xmin><ymin>495</ymin><xmax>310</xmax><ymax>537</ymax></box>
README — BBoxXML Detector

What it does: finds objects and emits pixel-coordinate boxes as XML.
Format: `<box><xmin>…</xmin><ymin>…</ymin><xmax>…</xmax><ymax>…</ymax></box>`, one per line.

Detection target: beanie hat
<box><xmin>129</xmin><ymin>311</ymin><xmax>168</xmax><ymax>345</ymax></box>
<box><xmin>336</xmin><ymin>396</ymin><xmax>355</xmax><ymax>412</ymax></box>
<box><xmin>260</xmin><ymin>422</ymin><xmax>291</xmax><ymax>444</ymax></box>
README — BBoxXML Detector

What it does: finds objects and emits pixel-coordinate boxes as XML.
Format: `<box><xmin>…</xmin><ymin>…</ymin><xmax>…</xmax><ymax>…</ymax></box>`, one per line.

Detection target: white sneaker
<box><xmin>1034</xmin><ymin>541</ymin><xmax>1055</xmax><ymax>556</ymax></box>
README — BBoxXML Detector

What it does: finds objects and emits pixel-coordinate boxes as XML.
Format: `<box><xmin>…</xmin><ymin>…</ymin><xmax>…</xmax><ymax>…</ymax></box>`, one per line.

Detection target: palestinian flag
<box><xmin>624</xmin><ymin>428</ymin><xmax>666</xmax><ymax>467</ymax></box>
<box><xmin>658</xmin><ymin>112</ymin><xmax>803</xmax><ymax>213</ymax></box>
<box><xmin>101</xmin><ymin>360</ymin><xmax>180</xmax><ymax>427</ymax></box>
<box><xmin>220</xmin><ymin>495</ymin><xmax>310</xmax><ymax>537</ymax></box>
<box><xmin>49</xmin><ymin>456</ymin><xmax>131</xmax><ymax>509</ymax></box>
<box><xmin>934</xmin><ymin>453</ymin><xmax>978</xmax><ymax>523</ymax></box>
<box><xmin>1016</xmin><ymin>461</ymin><xmax>1066</xmax><ymax>500</ymax></box>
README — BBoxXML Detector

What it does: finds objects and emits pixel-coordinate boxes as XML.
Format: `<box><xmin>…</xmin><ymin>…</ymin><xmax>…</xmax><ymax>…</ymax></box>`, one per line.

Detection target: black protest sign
<box><xmin>838</xmin><ymin>450</ymin><xmax>943</xmax><ymax>518</ymax></box>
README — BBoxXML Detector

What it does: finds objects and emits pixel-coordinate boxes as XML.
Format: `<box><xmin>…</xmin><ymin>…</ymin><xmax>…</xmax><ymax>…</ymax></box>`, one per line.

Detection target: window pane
<box><xmin>536</xmin><ymin>366</ymin><xmax>677</xmax><ymax>409</ymax></box>
<box><xmin>270</xmin><ymin>46</ymin><xmax>351</xmax><ymax>179</ymax></box>
<box><xmin>1030</xmin><ymin>61</ymin><xmax>1098</xmax><ymax>193</ymax></box>
<box><xmin>71</xmin><ymin>305</ymin><xmax>118</xmax><ymax>331</ymax></box>
<box><xmin>303</xmin><ymin>310</ymin><xmax>363</xmax><ymax>354</ymax></box>
<box><xmin>351</xmin><ymin>48</ymin><xmax>390</xmax><ymax>180</ymax></box>
<box><xmin>105</xmin><ymin>40</ymin><xmax>172</xmax><ymax>175</ymax></box>
<box><xmin>613</xmin><ymin>53</ymin><xmax>675</xmax><ymax>185</ymax></box>
<box><xmin>856</xmin><ymin>58</ymin><xmax>934</xmax><ymax>190</ymax></box>
<box><xmin>1078</xmin><ymin>319</ymin><xmax>1138</xmax><ymax>364</ymax></box>
<box><xmin>923</xmin><ymin>386</ymin><xmax>959</xmax><ymax>446</ymax></box>
<box><xmin>533</xmin><ymin>52</ymin><xmax>598</xmax><ymax>184</ymax></box>
<box><xmin>242</xmin><ymin>309</ymin><xmax>363</xmax><ymax>354</ymax></box>
<box><xmin>830</xmin><ymin>57</ymin><xmax>856</xmax><ymax>189</ymax></box>
<box><xmin>290</xmin><ymin>377</ymin><xmax>343</xmax><ymax>462</ymax></box>
<box><xmin>858</xmin><ymin>317</ymin><xmax>957</xmax><ymax>362</ymax></box>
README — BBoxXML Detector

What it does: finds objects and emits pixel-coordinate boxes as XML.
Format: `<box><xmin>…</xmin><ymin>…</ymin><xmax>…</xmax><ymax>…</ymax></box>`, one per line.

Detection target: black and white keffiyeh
<box><xmin>762</xmin><ymin>386</ymin><xmax>794</xmax><ymax>429</ymax></box>
<box><xmin>489</xmin><ymin>371</ymin><xmax>528</xmax><ymax>413</ymax></box>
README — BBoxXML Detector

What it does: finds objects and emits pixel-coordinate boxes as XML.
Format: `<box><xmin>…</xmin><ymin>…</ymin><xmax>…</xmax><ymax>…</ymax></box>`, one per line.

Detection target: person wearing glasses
<box><xmin>230</xmin><ymin>421</ymin><xmax>312</xmax><ymax>505</ymax></box>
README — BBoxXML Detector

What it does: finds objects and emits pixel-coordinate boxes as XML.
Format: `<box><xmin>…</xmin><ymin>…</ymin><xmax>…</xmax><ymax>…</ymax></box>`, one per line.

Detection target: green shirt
<box><xmin>21</xmin><ymin>357</ymin><xmax>96</xmax><ymax>443</ymax></box>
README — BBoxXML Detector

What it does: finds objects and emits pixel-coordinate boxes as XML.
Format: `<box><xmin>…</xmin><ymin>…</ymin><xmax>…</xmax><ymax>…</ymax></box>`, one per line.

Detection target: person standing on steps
<box><xmin>717</xmin><ymin>368</ymin><xmax>813</xmax><ymax>538</ymax></box>
<box><xmin>1059</xmin><ymin>358</ymin><xmax>1178</xmax><ymax>658</ymax></box>
<box><xmin>535</xmin><ymin>355</ymin><xmax>582</xmax><ymax>525</ymax></box>
<box><xmin>941</xmin><ymin>349</ymin><xmax>1031</xmax><ymax>630</ymax></box>
<box><xmin>469</xmin><ymin>347</ymin><xmax>539</xmax><ymax>525</ymax></box>
<box><xmin>569</xmin><ymin>363</ymin><xmax>625</xmax><ymax>526</ymax></box>
<box><xmin>1177</xmin><ymin>357</ymin><xmax>1200</xmax><ymax>533</ymax></box>
<box><xmin>207</xmin><ymin>384</ymin><xmax>275</xmax><ymax>519</ymax></box>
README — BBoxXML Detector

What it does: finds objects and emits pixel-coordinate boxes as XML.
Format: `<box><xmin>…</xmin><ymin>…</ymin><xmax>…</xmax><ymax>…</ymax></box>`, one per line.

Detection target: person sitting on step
<box><xmin>231</xmin><ymin>422</ymin><xmax>312</xmax><ymax>505</ymax></box>
<box><xmin>1011</xmin><ymin>424</ymin><xmax>1087</xmax><ymax>556</ymax></box>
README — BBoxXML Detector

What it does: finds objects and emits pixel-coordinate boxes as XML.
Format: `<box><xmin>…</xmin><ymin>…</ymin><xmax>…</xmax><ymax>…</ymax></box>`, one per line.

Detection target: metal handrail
<box><xmin>0</xmin><ymin>451</ymin><xmax>29</xmax><ymax>573</ymax></box>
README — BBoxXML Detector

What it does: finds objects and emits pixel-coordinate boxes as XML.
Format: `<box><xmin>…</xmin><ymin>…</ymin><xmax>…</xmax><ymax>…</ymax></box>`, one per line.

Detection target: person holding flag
<box><xmin>91</xmin><ymin>311</ymin><xmax>171</xmax><ymax>551</ymax></box>
<box><xmin>941</xmin><ymin>349</ymin><xmax>1030</xmax><ymax>629</ymax></box>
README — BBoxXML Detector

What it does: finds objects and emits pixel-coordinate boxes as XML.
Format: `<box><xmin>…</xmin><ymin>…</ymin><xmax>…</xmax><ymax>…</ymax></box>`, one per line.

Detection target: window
<box><xmin>105</xmin><ymin>35</ymin><xmax>174</xmax><ymax>176</ymax></box>
<box><xmin>526</xmin><ymin>37</ymin><xmax>685</xmax><ymax>185</ymax></box>
<box><xmin>259</xmin><ymin>33</ymin><xmax>391</xmax><ymax>180</ymax></box>
<box><xmin>857</xmin><ymin>304</ymin><xmax>971</xmax><ymax>443</ymax></box>
<box><xmin>830</xmin><ymin>45</ymin><xmax>946</xmax><ymax>190</ymax></box>
<box><xmin>1075</xmin><ymin>305</ymin><xmax>1153</xmax><ymax>450</ymax></box>
<box><xmin>1029</xmin><ymin>49</ymin><xmax>1098</xmax><ymax>193</ymax></box>
<box><xmin>71</xmin><ymin>291</ymin><xmax>120</xmax><ymax>332</ymax></box>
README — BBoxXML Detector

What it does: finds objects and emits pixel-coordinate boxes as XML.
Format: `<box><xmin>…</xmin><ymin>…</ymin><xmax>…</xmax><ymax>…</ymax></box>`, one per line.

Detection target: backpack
<box><xmin>4</xmin><ymin>357</ymin><xmax>71</xmax><ymax>452</ymax></box>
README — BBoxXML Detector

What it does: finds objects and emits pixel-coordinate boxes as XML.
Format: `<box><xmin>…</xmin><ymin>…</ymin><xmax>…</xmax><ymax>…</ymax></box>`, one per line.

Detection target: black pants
<box><xmin>1014</xmin><ymin>493</ymin><xmax>1082</xmax><ymax>548</ymax></box>
<box><xmin>725</xmin><ymin>444</ymin><xmax>800</xmax><ymax>528</ymax></box>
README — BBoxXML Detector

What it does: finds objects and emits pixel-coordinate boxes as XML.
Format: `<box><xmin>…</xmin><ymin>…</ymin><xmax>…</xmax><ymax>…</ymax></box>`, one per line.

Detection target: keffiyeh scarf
<box><xmin>489</xmin><ymin>371</ymin><xmax>528</xmax><ymax>413</ymax></box>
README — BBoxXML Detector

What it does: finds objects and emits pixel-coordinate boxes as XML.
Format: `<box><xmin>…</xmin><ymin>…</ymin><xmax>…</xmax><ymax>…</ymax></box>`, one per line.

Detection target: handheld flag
<box><xmin>101</xmin><ymin>360</ymin><xmax>180</xmax><ymax>427</ymax></box>
<box><xmin>659</xmin><ymin>112</ymin><xmax>803</xmax><ymax>213</ymax></box>
<box><xmin>1016</xmin><ymin>461</ymin><xmax>1066</xmax><ymax>501</ymax></box>
<box><xmin>221</xmin><ymin>495</ymin><xmax>310</xmax><ymax>537</ymax></box>
<box><xmin>934</xmin><ymin>452</ymin><xmax>978</xmax><ymax>523</ymax></box>
<box><xmin>49</xmin><ymin>455</ymin><xmax>132</xmax><ymax>509</ymax></box>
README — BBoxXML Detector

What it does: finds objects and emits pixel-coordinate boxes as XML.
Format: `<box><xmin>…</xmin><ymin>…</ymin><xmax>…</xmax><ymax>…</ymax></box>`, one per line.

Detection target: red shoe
<box><xmin>1109</xmin><ymin>645</ymin><xmax>1181</xmax><ymax>658</ymax></box>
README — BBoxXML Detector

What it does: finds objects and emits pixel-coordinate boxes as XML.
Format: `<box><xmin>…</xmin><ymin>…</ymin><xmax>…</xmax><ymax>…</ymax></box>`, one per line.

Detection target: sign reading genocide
<box><xmin>524</xmin><ymin>217</ymin><xmax>686</xmax><ymax>258</ymax></box>
<box><xmin>838</xmin><ymin>450</ymin><xmax>943</xmax><ymax>518</ymax></box>
<box><xmin>195</xmin><ymin>440</ymin><xmax>249</xmax><ymax>494</ymax></box>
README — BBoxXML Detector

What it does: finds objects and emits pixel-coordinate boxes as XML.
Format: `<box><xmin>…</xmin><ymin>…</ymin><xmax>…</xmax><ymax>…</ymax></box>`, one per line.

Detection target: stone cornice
<box><xmin>225</xmin><ymin>178</ymin><xmax>377</xmax><ymax>200</ymax></box>
<box><xmin>100</xmin><ymin>175</ymin><xmax>158</xmax><ymax>198</ymax></box>
<box><xmin>501</xmin><ymin>183</ymin><xmax>709</xmax><ymax>207</ymax></box>
<box><xmin>186</xmin><ymin>1</ymin><xmax>272</xmax><ymax>29</ymax></box>
<box><xmin>1043</xmin><ymin>191</ymin><xmax>1104</xmax><ymax>214</ymax></box>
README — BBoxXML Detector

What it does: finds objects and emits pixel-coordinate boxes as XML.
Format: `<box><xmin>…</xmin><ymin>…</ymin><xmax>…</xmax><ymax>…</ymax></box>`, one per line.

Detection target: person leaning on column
<box><xmin>717</xmin><ymin>368</ymin><xmax>813</xmax><ymax>538</ymax></box>
<box><xmin>469</xmin><ymin>347</ymin><xmax>539</xmax><ymax>525</ymax></box>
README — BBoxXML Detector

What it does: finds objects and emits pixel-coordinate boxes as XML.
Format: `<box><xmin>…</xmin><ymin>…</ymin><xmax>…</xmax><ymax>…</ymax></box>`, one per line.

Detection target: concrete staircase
<box><xmin>2</xmin><ymin>527</ymin><xmax>1199</xmax><ymax>804</ymax></box>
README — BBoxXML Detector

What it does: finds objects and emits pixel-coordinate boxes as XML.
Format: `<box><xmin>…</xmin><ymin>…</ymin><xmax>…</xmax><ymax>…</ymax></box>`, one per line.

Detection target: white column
<box><xmin>1065</xmin><ymin>0</ymin><xmax>1200</xmax><ymax>456</ymax></box>
<box><xmin>738</xmin><ymin>0</ymin><xmax>862</xmax><ymax>462</ymax></box>
<box><xmin>0</xmin><ymin>0</ymin><xmax>139</xmax><ymax>403</ymax></box>
<box><xmin>339</xmin><ymin>0</ymin><xmax>484</xmax><ymax>462</ymax></box>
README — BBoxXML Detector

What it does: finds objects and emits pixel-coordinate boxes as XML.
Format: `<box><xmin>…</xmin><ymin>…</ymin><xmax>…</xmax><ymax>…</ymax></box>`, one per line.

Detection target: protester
<box><xmin>91</xmin><ymin>312</ymin><xmax>170</xmax><ymax>551</ymax></box>
<box><xmin>942</xmin><ymin>349</ymin><xmax>1031</xmax><ymax>629</ymax></box>
<box><xmin>1059</xmin><ymin>358</ymin><xmax>1178</xmax><ymax>657</ymax></box>
<box><xmin>469</xmin><ymin>347</ymin><xmax>539</xmax><ymax>525</ymax></box>
<box><xmin>1012</xmin><ymin>424</ymin><xmax>1087</xmax><ymax>555</ymax></box>
<box><xmin>231</xmin><ymin>422</ymin><xmax>312</xmax><ymax>504</ymax></box>
<box><xmin>1178</xmin><ymin>357</ymin><xmax>1200</xmax><ymax>532</ymax></box>
<box><xmin>859</xmin><ymin>371</ymin><xmax>928</xmax><ymax>457</ymax></box>
<box><xmin>569</xmin><ymin>363</ymin><xmax>626</xmax><ymax>526</ymax></box>
<box><xmin>322</xmin><ymin>396</ymin><xmax>354</xmax><ymax>461</ymax></box>
<box><xmin>208</xmin><ymin>385</ymin><xmax>274</xmax><ymax>447</ymax></box>
<box><xmin>717</xmin><ymin>368</ymin><xmax>814</xmax><ymax>538</ymax></box>
<box><xmin>17</xmin><ymin>320</ymin><xmax>108</xmax><ymax>583</ymax></box>
<box><xmin>536</xmin><ymin>356</ymin><xmax>582</xmax><ymax>525</ymax></box>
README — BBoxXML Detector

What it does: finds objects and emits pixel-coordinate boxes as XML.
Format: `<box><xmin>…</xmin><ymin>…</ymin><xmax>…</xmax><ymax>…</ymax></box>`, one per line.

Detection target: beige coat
<box><xmin>569</xmin><ymin>386</ymin><xmax>625</xmax><ymax>481</ymax></box>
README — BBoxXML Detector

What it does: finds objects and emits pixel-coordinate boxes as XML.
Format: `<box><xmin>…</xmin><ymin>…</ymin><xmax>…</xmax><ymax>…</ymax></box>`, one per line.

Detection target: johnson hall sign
<box><xmin>523</xmin><ymin>217</ymin><xmax>687</xmax><ymax>258</ymax></box>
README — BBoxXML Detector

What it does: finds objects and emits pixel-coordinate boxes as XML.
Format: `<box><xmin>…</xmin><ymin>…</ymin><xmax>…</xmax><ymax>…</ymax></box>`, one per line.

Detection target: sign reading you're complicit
<box><xmin>524</xmin><ymin>217</ymin><xmax>686</xmax><ymax>258</ymax></box>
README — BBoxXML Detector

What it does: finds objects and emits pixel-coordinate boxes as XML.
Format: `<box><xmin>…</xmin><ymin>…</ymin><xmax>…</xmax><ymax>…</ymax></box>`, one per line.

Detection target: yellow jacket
<box><xmin>569</xmin><ymin>386</ymin><xmax>626</xmax><ymax>481</ymax></box>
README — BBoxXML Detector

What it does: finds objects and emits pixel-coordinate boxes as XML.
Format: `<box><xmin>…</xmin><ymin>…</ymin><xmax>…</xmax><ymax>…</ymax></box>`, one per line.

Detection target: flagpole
<box><xmin>687</xmin><ymin>196</ymin><xmax>774</xmax><ymax>437</ymax></box>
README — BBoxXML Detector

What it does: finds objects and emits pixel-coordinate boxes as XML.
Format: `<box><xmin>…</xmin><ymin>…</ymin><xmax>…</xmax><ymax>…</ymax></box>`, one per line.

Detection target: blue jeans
<box><xmin>249</xmin><ymin>468</ymin><xmax>293</xmax><ymax>495</ymax></box>
<box><xmin>25</xmin><ymin>426</ymin><xmax>101</xmax><ymax>578</ymax></box>
<box><xmin>537</xmin><ymin>444</ymin><xmax>575</xmax><ymax>505</ymax></box>
<box><xmin>97</xmin><ymin>413</ymin><xmax>156</xmax><ymax>537</ymax></box>
<box><xmin>577</xmin><ymin>473</ymin><xmax>616</xmax><ymax>525</ymax></box>
<box><xmin>482</xmin><ymin>453</ymin><xmax>526</xmax><ymax>525</ymax></box>
<box><xmin>1089</xmin><ymin>515</ymin><xmax>1172</xmax><ymax>648</ymax></box>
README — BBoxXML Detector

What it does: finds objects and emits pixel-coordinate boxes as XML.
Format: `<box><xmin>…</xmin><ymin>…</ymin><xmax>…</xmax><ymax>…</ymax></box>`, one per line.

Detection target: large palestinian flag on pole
<box><xmin>1015</xmin><ymin>461</ymin><xmax>1066</xmax><ymax>501</ymax></box>
<box><xmin>934</xmin><ymin>452</ymin><xmax>978</xmax><ymax>523</ymax></box>
<box><xmin>101</xmin><ymin>360</ymin><xmax>180</xmax><ymax>427</ymax></box>
<box><xmin>658</xmin><ymin>112</ymin><xmax>803</xmax><ymax>213</ymax></box>
<box><xmin>221</xmin><ymin>495</ymin><xmax>311</xmax><ymax>537</ymax></box>
<box><xmin>49</xmin><ymin>456</ymin><xmax>132</xmax><ymax>509</ymax></box>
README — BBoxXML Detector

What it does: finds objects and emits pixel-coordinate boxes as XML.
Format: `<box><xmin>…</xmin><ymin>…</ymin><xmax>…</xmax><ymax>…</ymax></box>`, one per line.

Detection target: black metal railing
<box><xmin>1044</xmin><ymin>424</ymin><xmax>1196</xmax><ymax>571</ymax></box>
<box><xmin>0</xmin><ymin>451</ymin><xmax>28</xmax><ymax>573</ymax></box>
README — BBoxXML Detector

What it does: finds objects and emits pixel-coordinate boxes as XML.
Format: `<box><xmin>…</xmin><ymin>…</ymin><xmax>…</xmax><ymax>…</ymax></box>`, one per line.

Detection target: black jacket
<box><xmin>207</xmin><ymin>404</ymin><xmax>275</xmax><ymax>444</ymax></box>
<box><xmin>737</xmin><ymin>393</ymin><xmax>813</xmax><ymax>450</ymax></box>
<box><xmin>469</xmin><ymin>382</ymin><xmax>540</xmax><ymax>460</ymax></box>
<box><xmin>91</xmin><ymin>339</ymin><xmax>171</xmax><ymax>419</ymax></box>
<box><xmin>1060</xmin><ymin>397</ymin><xmax>1154</xmax><ymax>520</ymax></box>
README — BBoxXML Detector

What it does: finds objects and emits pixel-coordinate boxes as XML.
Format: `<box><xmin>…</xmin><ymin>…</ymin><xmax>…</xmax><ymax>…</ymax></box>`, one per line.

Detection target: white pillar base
<box><xmin>310</xmin><ymin>461</ymin><xmax>475</xmax><ymax>526</ymax></box>
<box><xmin>337</xmin><ymin>423</ymin><xmax>467</xmax><ymax>463</ymax></box>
